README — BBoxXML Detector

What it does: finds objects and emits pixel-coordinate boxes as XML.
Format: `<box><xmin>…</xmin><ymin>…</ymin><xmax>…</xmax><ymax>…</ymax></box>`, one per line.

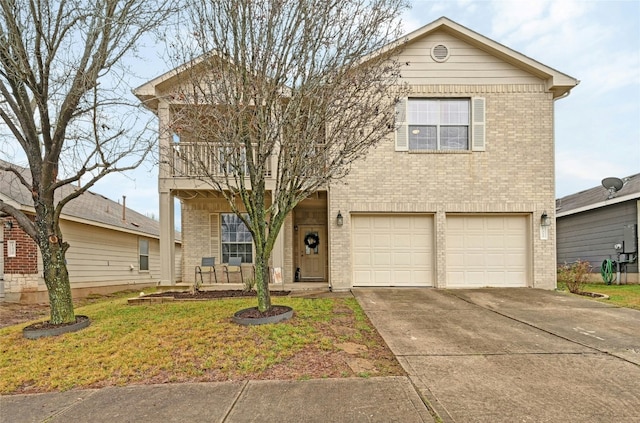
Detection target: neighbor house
<box><xmin>556</xmin><ymin>173</ymin><xmax>639</xmax><ymax>283</ymax></box>
<box><xmin>134</xmin><ymin>17</ymin><xmax>578</xmax><ymax>290</ymax></box>
<box><xmin>0</xmin><ymin>163</ymin><xmax>182</xmax><ymax>303</ymax></box>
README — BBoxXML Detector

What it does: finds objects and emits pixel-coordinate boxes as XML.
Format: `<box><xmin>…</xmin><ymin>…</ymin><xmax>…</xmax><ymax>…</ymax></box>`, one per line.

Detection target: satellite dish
<box><xmin>602</xmin><ymin>177</ymin><xmax>624</xmax><ymax>198</ymax></box>
<box><xmin>602</xmin><ymin>177</ymin><xmax>624</xmax><ymax>191</ymax></box>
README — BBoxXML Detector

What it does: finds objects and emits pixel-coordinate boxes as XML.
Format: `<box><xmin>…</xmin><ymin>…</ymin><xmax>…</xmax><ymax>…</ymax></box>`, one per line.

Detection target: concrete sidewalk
<box><xmin>1</xmin><ymin>377</ymin><xmax>434</xmax><ymax>423</ymax></box>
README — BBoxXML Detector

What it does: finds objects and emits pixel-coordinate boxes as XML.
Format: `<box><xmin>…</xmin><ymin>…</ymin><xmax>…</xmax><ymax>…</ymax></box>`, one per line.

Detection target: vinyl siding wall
<box><xmin>400</xmin><ymin>31</ymin><xmax>543</xmax><ymax>85</ymax></box>
<box><xmin>557</xmin><ymin>201</ymin><xmax>639</xmax><ymax>273</ymax></box>
<box><xmin>62</xmin><ymin>220</ymin><xmax>162</xmax><ymax>287</ymax></box>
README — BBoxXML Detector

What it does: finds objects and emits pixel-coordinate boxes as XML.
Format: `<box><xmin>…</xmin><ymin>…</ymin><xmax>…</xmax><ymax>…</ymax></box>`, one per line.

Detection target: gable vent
<box><xmin>431</xmin><ymin>44</ymin><xmax>450</xmax><ymax>62</ymax></box>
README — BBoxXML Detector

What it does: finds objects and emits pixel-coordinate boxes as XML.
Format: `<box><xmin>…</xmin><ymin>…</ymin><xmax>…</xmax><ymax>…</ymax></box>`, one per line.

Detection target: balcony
<box><xmin>168</xmin><ymin>142</ymin><xmax>273</xmax><ymax>179</ymax></box>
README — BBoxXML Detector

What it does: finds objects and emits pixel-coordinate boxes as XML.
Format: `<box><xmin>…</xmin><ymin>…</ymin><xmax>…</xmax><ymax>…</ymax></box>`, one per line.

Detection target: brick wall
<box><xmin>3</xmin><ymin>217</ymin><xmax>38</xmax><ymax>275</ymax></box>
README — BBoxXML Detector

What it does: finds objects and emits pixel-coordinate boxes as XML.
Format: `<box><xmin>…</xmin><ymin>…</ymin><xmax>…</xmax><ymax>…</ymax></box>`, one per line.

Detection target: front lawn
<box><xmin>559</xmin><ymin>282</ymin><xmax>640</xmax><ymax>310</ymax></box>
<box><xmin>0</xmin><ymin>295</ymin><xmax>404</xmax><ymax>394</ymax></box>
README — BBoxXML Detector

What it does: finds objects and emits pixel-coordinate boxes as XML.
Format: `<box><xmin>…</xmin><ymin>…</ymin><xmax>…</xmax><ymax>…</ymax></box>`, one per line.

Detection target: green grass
<box><xmin>558</xmin><ymin>282</ymin><xmax>640</xmax><ymax>310</ymax></box>
<box><xmin>0</xmin><ymin>295</ymin><xmax>403</xmax><ymax>394</ymax></box>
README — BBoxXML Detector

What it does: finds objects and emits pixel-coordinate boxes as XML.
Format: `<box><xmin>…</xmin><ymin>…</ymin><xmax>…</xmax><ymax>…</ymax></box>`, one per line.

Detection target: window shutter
<box><xmin>209</xmin><ymin>213</ymin><xmax>219</xmax><ymax>257</ymax></box>
<box><xmin>395</xmin><ymin>98</ymin><xmax>408</xmax><ymax>151</ymax></box>
<box><xmin>471</xmin><ymin>97</ymin><xmax>486</xmax><ymax>151</ymax></box>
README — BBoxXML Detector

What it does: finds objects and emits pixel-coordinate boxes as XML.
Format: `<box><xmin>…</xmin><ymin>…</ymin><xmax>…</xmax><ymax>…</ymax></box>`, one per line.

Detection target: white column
<box><xmin>159</xmin><ymin>191</ymin><xmax>175</xmax><ymax>285</ymax></box>
<box><xmin>157</xmin><ymin>99</ymin><xmax>175</xmax><ymax>285</ymax></box>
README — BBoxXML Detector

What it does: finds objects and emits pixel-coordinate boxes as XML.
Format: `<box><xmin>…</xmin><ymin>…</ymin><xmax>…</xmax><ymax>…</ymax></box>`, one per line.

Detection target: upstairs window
<box><xmin>395</xmin><ymin>97</ymin><xmax>485</xmax><ymax>152</ymax></box>
<box><xmin>408</xmin><ymin>99</ymin><xmax>469</xmax><ymax>151</ymax></box>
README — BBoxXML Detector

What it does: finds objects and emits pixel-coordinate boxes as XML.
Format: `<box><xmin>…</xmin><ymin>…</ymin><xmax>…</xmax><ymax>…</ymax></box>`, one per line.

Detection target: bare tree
<box><xmin>167</xmin><ymin>0</ymin><xmax>408</xmax><ymax>312</ymax></box>
<box><xmin>0</xmin><ymin>0</ymin><xmax>174</xmax><ymax>324</ymax></box>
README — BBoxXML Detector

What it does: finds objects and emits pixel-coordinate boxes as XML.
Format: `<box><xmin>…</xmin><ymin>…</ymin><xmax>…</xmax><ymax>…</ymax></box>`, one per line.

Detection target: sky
<box><xmin>90</xmin><ymin>0</ymin><xmax>640</xmax><ymax>220</ymax></box>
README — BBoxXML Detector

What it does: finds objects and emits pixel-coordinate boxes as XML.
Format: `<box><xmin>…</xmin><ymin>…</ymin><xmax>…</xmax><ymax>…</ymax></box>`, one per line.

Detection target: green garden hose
<box><xmin>601</xmin><ymin>259</ymin><xmax>615</xmax><ymax>285</ymax></box>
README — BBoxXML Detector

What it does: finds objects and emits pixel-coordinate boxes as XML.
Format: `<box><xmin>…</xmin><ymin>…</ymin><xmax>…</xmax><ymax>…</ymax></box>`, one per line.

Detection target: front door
<box><xmin>298</xmin><ymin>225</ymin><xmax>325</xmax><ymax>280</ymax></box>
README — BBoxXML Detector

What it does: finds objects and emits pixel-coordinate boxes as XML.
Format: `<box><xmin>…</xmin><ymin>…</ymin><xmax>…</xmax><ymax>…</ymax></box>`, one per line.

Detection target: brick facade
<box><xmin>328</xmin><ymin>85</ymin><xmax>557</xmax><ymax>290</ymax></box>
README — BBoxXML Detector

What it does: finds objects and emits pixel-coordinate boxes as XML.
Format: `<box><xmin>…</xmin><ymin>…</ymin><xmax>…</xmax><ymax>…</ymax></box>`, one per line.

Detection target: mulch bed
<box><xmin>235</xmin><ymin>305</ymin><xmax>292</xmax><ymax>318</ymax></box>
<box><xmin>22</xmin><ymin>315</ymin><xmax>89</xmax><ymax>331</ymax></box>
<box><xmin>143</xmin><ymin>290</ymin><xmax>291</xmax><ymax>299</ymax></box>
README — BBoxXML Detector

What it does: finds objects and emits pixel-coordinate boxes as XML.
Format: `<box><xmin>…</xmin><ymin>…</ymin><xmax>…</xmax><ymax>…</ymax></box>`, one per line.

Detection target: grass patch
<box><xmin>0</xmin><ymin>295</ymin><xmax>404</xmax><ymax>394</ymax></box>
<box><xmin>558</xmin><ymin>282</ymin><xmax>640</xmax><ymax>310</ymax></box>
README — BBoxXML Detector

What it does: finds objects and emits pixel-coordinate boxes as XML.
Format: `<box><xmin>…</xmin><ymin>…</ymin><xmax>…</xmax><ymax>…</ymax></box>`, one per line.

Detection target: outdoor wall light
<box><xmin>540</xmin><ymin>211</ymin><xmax>551</xmax><ymax>227</ymax></box>
<box><xmin>336</xmin><ymin>211</ymin><xmax>344</xmax><ymax>227</ymax></box>
<box><xmin>4</xmin><ymin>220</ymin><xmax>12</xmax><ymax>230</ymax></box>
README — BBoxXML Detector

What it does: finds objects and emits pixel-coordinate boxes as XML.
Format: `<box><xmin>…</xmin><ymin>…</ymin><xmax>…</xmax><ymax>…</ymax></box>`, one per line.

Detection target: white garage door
<box><xmin>352</xmin><ymin>215</ymin><xmax>434</xmax><ymax>287</ymax></box>
<box><xmin>446</xmin><ymin>215</ymin><xmax>529</xmax><ymax>288</ymax></box>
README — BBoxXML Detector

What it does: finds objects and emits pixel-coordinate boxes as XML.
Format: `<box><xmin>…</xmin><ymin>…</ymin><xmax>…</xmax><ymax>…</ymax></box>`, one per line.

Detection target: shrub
<box><xmin>558</xmin><ymin>260</ymin><xmax>592</xmax><ymax>294</ymax></box>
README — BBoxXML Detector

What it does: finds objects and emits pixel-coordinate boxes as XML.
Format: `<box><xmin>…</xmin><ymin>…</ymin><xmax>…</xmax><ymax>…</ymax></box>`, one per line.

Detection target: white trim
<box><xmin>556</xmin><ymin>193</ymin><xmax>640</xmax><ymax>217</ymax></box>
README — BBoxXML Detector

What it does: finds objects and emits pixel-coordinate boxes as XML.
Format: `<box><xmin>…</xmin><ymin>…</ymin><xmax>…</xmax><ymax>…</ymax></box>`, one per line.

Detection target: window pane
<box><xmin>440</xmin><ymin>100</ymin><xmax>469</xmax><ymax>125</ymax></box>
<box><xmin>139</xmin><ymin>255</ymin><xmax>149</xmax><ymax>271</ymax></box>
<box><xmin>139</xmin><ymin>239</ymin><xmax>149</xmax><ymax>255</ymax></box>
<box><xmin>409</xmin><ymin>125</ymin><xmax>436</xmax><ymax>150</ymax></box>
<box><xmin>408</xmin><ymin>99</ymin><xmax>438</xmax><ymax>125</ymax></box>
<box><xmin>441</xmin><ymin>126</ymin><xmax>469</xmax><ymax>150</ymax></box>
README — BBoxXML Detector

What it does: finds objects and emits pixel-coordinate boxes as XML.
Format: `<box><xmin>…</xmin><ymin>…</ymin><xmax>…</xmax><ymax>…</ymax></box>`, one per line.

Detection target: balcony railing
<box><xmin>169</xmin><ymin>142</ymin><xmax>272</xmax><ymax>178</ymax></box>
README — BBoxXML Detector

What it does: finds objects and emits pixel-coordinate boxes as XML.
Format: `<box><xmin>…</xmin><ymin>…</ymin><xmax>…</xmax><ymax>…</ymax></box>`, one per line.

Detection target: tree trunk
<box><xmin>253</xmin><ymin>252</ymin><xmax>271</xmax><ymax>313</ymax></box>
<box><xmin>37</xmin><ymin>217</ymin><xmax>75</xmax><ymax>324</ymax></box>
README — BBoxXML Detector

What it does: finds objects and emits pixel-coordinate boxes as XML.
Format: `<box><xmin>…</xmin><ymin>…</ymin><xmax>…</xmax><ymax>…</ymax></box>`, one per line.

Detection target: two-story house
<box><xmin>134</xmin><ymin>17</ymin><xmax>578</xmax><ymax>290</ymax></box>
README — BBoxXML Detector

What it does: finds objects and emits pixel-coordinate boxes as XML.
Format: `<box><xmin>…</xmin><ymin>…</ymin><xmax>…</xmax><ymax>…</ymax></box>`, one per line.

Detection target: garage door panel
<box><xmin>352</xmin><ymin>216</ymin><xmax>371</xmax><ymax>229</ymax></box>
<box><xmin>373</xmin><ymin>218</ymin><xmax>391</xmax><ymax>229</ymax></box>
<box><xmin>353</xmin><ymin>271</ymin><xmax>371</xmax><ymax>284</ymax></box>
<box><xmin>465</xmin><ymin>254</ymin><xmax>485</xmax><ymax>266</ymax></box>
<box><xmin>486</xmin><ymin>218</ymin><xmax>506</xmax><ymax>230</ymax></box>
<box><xmin>393</xmin><ymin>235</ymin><xmax>412</xmax><ymax>248</ymax></box>
<box><xmin>372</xmin><ymin>233</ymin><xmax>391</xmax><ymax>246</ymax></box>
<box><xmin>466</xmin><ymin>234</ymin><xmax>485</xmax><ymax>248</ymax></box>
<box><xmin>486</xmin><ymin>254</ymin><xmax>505</xmax><ymax>265</ymax></box>
<box><xmin>353</xmin><ymin>233</ymin><xmax>372</xmax><ymax>247</ymax></box>
<box><xmin>372</xmin><ymin>252</ymin><xmax>391</xmax><ymax>266</ymax></box>
<box><xmin>392</xmin><ymin>218</ymin><xmax>411</xmax><ymax>230</ymax></box>
<box><xmin>448</xmin><ymin>234</ymin><xmax>465</xmax><ymax>248</ymax></box>
<box><xmin>373</xmin><ymin>271</ymin><xmax>391</xmax><ymax>284</ymax></box>
<box><xmin>353</xmin><ymin>215</ymin><xmax>434</xmax><ymax>287</ymax></box>
<box><xmin>505</xmin><ymin>236</ymin><xmax>524</xmax><ymax>248</ymax></box>
<box><xmin>507</xmin><ymin>218</ymin><xmax>527</xmax><ymax>230</ymax></box>
<box><xmin>447</xmin><ymin>215</ymin><xmax>529</xmax><ymax>288</ymax></box>
<box><xmin>353</xmin><ymin>252</ymin><xmax>371</xmax><ymax>266</ymax></box>
<box><xmin>392</xmin><ymin>253</ymin><xmax>413</xmax><ymax>266</ymax></box>
<box><xmin>506</xmin><ymin>254</ymin><xmax>526</xmax><ymax>266</ymax></box>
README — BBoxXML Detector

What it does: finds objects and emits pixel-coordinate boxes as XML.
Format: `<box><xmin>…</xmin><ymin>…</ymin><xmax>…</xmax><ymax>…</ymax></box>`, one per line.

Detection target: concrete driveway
<box><xmin>353</xmin><ymin>288</ymin><xmax>640</xmax><ymax>423</ymax></box>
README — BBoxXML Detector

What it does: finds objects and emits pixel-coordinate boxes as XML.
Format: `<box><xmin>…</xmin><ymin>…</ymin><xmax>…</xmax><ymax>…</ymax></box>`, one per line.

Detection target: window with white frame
<box><xmin>408</xmin><ymin>99</ymin><xmax>470</xmax><ymax>151</ymax></box>
<box><xmin>139</xmin><ymin>238</ymin><xmax>149</xmax><ymax>271</ymax></box>
<box><xmin>221</xmin><ymin>213</ymin><xmax>253</xmax><ymax>263</ymax></box>
<box><xmin>395</xmin><ymin>97</ymin><xmax>484</xmax><ymax>152</ymax></box>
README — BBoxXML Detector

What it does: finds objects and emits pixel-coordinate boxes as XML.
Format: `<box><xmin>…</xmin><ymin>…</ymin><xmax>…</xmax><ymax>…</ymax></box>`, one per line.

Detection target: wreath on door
<box><xmin>304</xmin><ymin>233</ymin><xmax>320</xmax><ymax>249</ymax></box>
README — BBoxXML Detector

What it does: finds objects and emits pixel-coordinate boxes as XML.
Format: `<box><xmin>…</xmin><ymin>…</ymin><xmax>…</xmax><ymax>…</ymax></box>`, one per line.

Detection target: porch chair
<box><xmin>224</xmin><ymin>256</ymin><xmax>244</xmax><ymax>284</ymax></box>
<box><xmin>195</xmin><ymin>257</ymin><xmax>217</xmax><ymax>286</ymax></box>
